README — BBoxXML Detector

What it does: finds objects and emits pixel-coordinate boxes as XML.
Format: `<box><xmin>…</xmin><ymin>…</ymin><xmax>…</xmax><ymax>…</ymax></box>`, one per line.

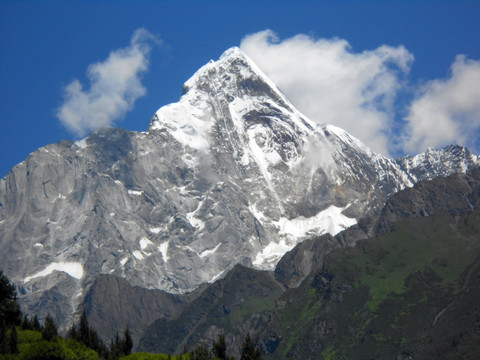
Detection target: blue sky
<box><xmin>1</xmin><ymin>1</ymin><xmax>479</xmax><ymax>178</ymax></box>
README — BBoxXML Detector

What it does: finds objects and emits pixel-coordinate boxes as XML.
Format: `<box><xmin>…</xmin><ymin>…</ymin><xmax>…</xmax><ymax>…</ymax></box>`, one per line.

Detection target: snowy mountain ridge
<box><xmin>0</xmin><ymin>47</ymin><xmax>478</xmax><ymax>328</ymax></box>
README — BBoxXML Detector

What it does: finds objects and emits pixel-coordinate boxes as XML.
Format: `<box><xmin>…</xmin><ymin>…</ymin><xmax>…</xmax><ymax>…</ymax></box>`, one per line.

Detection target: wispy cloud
<box><xmin>56</xmin><ymin>28</ymin><xmax>160</xmax><ymax>137</ymax></box>
<box><xmin>240</xmin><ymin>30</ymin><xmax>413</xmax><ymax>155</ymax></box>
<box><xmin>404</xmin><ymin>55</ymin><xmax>480</xmax><ymax>154</ymax></box>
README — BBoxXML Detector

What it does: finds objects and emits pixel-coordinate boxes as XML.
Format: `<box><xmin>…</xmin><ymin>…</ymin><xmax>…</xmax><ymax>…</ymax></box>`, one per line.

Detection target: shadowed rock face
<box><xmin>0</xmin><ymin>47</ymin><xmax>478</xmax><ymax>329</ymax></box>
<box><xmin>374</xmin><ymin>167</ymin><xmax>480</xmax><ymax>235</ymax></box>
<box><xmin>83</xmin><ymin>274</ymin><xmax>198</xmax><ymax>346</ymax></box>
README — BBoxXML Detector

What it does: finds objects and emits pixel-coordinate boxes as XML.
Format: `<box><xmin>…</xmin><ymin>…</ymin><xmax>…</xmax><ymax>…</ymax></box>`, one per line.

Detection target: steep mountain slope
<box><xmin>0</xmin><ymin>47</ymin><xmax>478</xmax><ymax>328</ymax></box>
<box><xmin>265</xmin><ymin>211</ymin><xmax>480</xmax><ymax>359</ymax></box>
<box><xmin>135</xmin><ymin>169</ymin><xmax>480</xmax><ymax>359</ymax></box>
<box><xmin>275</xmin><ymin>167</ymin><xmax>480</xmax><ymax>289</ymax></box>
<box><xmin>83</xmin><ymin>274</ymin><xmax>198</xmax><ymax>348</ymax></box>
<box><xmin>140</xmin><ymin>264</ymin><xmax>283</xmax><ymax>355</ymax></box>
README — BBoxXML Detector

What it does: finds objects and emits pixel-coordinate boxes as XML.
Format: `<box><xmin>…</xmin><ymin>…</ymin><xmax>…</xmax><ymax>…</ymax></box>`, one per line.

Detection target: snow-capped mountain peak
<box><xmin>0</xmin><ymin>47</ymin><xmax>478</xmax><ymax>329</ymax></box>
<box><xmin>182</xmin><ymin>46</ymin><xmax>290</xmax><ymax>104</ymax></box>
<box><xmin>148</xmin><ymin>46</ymin><xmax>314</xmax><ymax>151</ymax></box>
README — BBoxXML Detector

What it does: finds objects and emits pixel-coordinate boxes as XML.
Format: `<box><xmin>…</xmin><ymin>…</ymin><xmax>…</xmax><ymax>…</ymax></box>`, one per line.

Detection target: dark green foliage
<box><xmin>20</xmin><ymin>337</ymin><xmax>101</xmax><ymax>360</ymax></box>
<box><xmin>21</xmin><ymin>340</ymin><xmax>67</xmax><ymax>360</ymax></box>
<box><xmin>108</xmin><ymin>332</ymin><xmax>122</xmax><ymax>360</ymax></box>
<box><xmin>261</xmin><ymin>211</ymin><xmax>480</xmax><ymax>359</ymax></box>
<box><xmin>32</xmin><ymin>315</ymin><xmax>42</xmax><ymax>331</ymax></box>
<box><xmin>188</xmin><ymin>334</ymin><xmax>238</xmax><ymax>360</ymax></box>
<box><xmin>1</xmin><ymin>318</ymin><xmax>7</xmax><ymax>354</ymax></box>
<box><xmin>123</xmin><ymin>326</ymin><xmax>133</xmax><ymax>356</ymax></box>
<box><xmin>211</xmin><ymin>334</ymin><xmax>226</xmax><ymax>360</ymax></box>
<box><xmin>108</xmin><ymin>327</ymin><xmax>134</xmax><ymax>359</ymax></box>
<box><xmin>190</xmin><ymin>344</ymin><xmax>210</xmax><ymax>360</ymax></box>
<box><xmin>65</xmin><ymin>310</ymin><xmax>134</xmax><ymax>359</ymax></box>
<box><xmin>0</xmin><ymin>269</ymin><xmax>21</xmax><ymax>326</ymax></box>
<box><xmin>68</xmin><ymin>309</ymin><xmax>109</xmax><ymax>358</ymax></box>
<box><xmin>0</xmin><ymin>271</ymin><xmax>20</xmax><ymax>355</ymax></box>
<box><xmin>42</xmin><ymin>314</ymin><xmax>58</xmax><ymax>341</ymax></box>
<box><xmin>240</xmin><ymin>333</ymin><xmax>261</xmax><ymax>360</ymax></box>
<box><xmin>67</xmin><ymin>322</ymin><xmax>78</xmax><ymax>340</ymax></box>
<box><xmin>9</xmin><ymin>324</ymin><xmax>19</xmax><ymax>354</ymax></box>
<box><xmin>21</xmin><ymin>315</ymin><xmax>31</xmax><ymax>330</ymax></box>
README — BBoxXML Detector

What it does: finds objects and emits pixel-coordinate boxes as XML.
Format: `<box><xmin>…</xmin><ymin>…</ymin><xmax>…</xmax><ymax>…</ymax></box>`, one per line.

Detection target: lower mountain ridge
<box><xmin>83</xmin><ymin>168</ymin><xmax>480</xmax><ymax>359</ymax></box>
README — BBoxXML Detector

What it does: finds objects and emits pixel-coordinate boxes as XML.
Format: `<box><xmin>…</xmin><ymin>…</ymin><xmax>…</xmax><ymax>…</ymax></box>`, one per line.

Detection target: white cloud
<box><xmin>404</xmin><ymin>55</ymin><xmax>480</xmax><ymax>154</ymax></box>
<box><xmin>240</xmin><ymin>30</ymin><xmax>413</xmax><ymax>155</ymax></box>
<box><xmin>56</xmin><ymin>28</ymin><xmax>160</xmax><ymax>137</ymax></box>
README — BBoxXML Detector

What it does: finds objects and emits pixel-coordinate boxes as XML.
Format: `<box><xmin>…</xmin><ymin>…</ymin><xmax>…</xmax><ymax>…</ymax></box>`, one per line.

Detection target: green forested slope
<box><xmin>263</xmin><ymin>211</ymin><xmax>480</xmax><ymax>359</ymax></box>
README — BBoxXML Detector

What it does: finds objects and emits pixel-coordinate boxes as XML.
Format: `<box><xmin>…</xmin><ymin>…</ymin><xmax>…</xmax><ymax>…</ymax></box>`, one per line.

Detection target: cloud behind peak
<box><xmin>404</xmin><ymin>55</ymin><xmax>480</xmax><ymax>154</ymax></box>
<box><xmin>56</xmin><ymin>28</ymin><xmax>160</xmax><ymax>137</ymax></box>
<box><xmin>240</xmin><ymin>30</ymin><xmax>414</xmax><ymax>155</ymax></box>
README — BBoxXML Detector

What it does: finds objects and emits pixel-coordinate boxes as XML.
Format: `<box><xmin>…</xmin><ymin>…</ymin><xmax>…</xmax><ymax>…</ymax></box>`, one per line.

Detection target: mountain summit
<box><xmin>0</xmin><ymin>47</ymin><xmax>478</xmax><ymax>327</ymax></box>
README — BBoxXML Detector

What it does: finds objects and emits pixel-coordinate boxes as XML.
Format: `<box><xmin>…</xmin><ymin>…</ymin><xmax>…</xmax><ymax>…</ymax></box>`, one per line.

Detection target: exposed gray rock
<box><xmin>84</xmin><ymin>274</ymin><xmax>197</xmax><ymax>347</ymax></box>
<box><xmin>374</xmin><ymin>167</ymin><xmax>480</xmax><ymax>235</ymax></box>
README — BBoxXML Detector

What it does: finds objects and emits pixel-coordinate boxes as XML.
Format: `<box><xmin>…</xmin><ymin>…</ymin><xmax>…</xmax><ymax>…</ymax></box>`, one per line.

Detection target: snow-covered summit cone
<box><xmin>147</xmin><ymin>47</ymin><xmax>479</xmax><ymax>268</ymax></box>
<box><xmin>146</xmin><ymin>47</ymin><xmax>370</xmax><ymax>266</ymax></box>
<box><xmin>0</xmin><ymin>47</ymin><xmax>478</xmax><ymax>329</ymax></box>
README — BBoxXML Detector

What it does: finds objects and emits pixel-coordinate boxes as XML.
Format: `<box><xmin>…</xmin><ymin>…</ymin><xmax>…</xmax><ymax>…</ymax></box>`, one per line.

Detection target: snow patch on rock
<box><xmin>158</xmin><ymin>241</ymin><xmax>169</xmax><ymax>263</ymax></box>
<box><xmin>275</xmin><ymin>204</ymin><xmax>357</xmax><ymax>240</ymax></box>
<box><xmin>24</xmin><ymin>262</ymin><xmax>84</xmax><ymax>283</ymax></box>
<box><xmin>199</xmin><ymin>243</ymin><xmax>221</xmax><ymax>258</ymax></box>
<box><xmin>132</xmin><ymin>250</ymin><xmax>144</xmax><ymax>260</ymax></box>
<box><xmin>139</xmin><ymin>237</ymin><xmax>154</xmax><ymax>250</ymax></box>
<box><xmin>253</xmin><ymin>205</ymin><xmax>357</xmax><ymax>270</ymax></box>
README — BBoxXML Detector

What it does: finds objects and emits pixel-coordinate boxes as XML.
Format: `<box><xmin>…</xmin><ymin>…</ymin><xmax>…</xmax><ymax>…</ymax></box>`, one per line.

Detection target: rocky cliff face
<box><xmin>0</xmin><ymin>47</ymin><xmax>478</xmax><ymax>328</ymax></box>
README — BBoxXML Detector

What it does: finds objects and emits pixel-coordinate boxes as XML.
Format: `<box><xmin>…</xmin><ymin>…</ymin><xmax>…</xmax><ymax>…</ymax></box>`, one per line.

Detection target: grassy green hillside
<box><xmin>1</xmin><ymin>328</ymin><xmax>190</xmax><ymax>360</ymax></box>
<box><xmin>266</xmin><ymin>211</ymin><xmax>480</xmax><ymax>359</ymax></box>
<box><xmin>1</xmin><ymin>328</ymin><xmax>101</xmax><ymax>360</ymax></box>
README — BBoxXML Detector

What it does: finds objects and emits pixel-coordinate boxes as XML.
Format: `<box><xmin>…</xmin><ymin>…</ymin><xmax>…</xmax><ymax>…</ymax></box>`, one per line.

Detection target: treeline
<box><xmin>1</xmin><ymin>270</ymin><xmax>262</xmax><ymax>359</ymax></box>
<box><xmin>1</xmin><ymin>270</ymin><xmax>132</xmax><ymax>359</ymax></box>
<box><xmin>190</xmin><ymin>333</ymin><xmax>261</xmax><ymax>360</ymax></box>
<box><xmin>66</xmin><ymin>309</ymin><xmax>133</xmax><ymax>359</ymax></box>
<box><xmin>0</xmin><ymin>269</ymin><xmax>22</xmax><ymax>355</ymax></box>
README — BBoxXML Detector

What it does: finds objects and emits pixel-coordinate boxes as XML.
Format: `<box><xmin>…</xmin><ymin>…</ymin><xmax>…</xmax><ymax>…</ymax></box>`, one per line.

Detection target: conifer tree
<box><xmin>191</xmin><ymin>344</ymin><xmax>210</xmax><ymax>360</ymax></box>
<box><xmin>123</xmin><ymin>326</ymin><xmax>133</xmax><ymax>355</ymax></box>
<box><xmin>109</xmin><ymin>331</ymin><xmax>122</xmax><ymax>360</ymax></box>
<box><xmin>0</xmin><ymin>270</ymin><xmax>21</xmax><ymax>326</ymax></box>
<box><xmin>42</xmin><ymin>314</ymin><xmax>58</xmax><ymax>341</ymax></box>
<box><xmin>9</xmin><ymin>324</ymin><xmax>18</xmax><ymax>354</ymax></box>
<box><xmin>32</xmin><ymin>315</ymin><xmax>41</xmax><ymax>331</ymax></box>
<box><xmin>70</xmin><ymin>309</ymin><xmax>109</xmax><ymax>357</ymax></box>
<box><xmin>21</xmin><ymin>315</ymin><xmax>31</xmax><ymax>330</ymax></box>
<box><xmin>0</xmin><ymin>319</ymin><xmax>7</xmax><ymax>355</ymax></box>
<box><xmin>240</xmin><ymin>333</ymin><xmax>262</xmax><ymax>360</ymax></box>
<box><xmin>67</xmin><ymin>323</ymin><xmax>78</xmax><ymax>340</ymax></box>
<box><xmin>79</xmin><ymin>309</ymin><xmax>90</xmax><ymax>344</ymax></box>
<box><xmin>212</xmin><ymin>334</ymin><xmax>227</xmax><ymax>360</ymax></box>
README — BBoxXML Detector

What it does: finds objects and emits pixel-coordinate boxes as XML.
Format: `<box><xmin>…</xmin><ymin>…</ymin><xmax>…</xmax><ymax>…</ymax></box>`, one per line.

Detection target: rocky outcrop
<box><xmin>374</xmin><ymin>167</ymin><xmax>480</xmax><ymax>235</ymax></box>
<box><xmin>84</xmin><ymin>274</ymin><xmax>197</xmax><ymax>346</ymax></box>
